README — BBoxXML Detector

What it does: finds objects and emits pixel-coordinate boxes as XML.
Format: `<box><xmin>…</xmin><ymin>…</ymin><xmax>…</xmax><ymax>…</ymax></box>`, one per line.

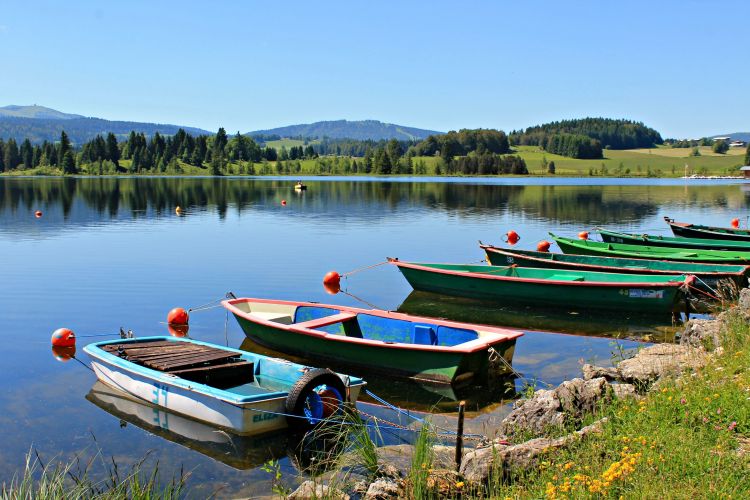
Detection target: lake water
<box><xmin>0</xmin><ymin>176</ymin><xmax>745</xmax><ymax>497</ymax></box>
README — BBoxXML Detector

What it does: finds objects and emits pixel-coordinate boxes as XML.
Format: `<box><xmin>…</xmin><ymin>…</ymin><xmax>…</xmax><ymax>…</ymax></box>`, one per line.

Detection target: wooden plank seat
<box><xmin>169</xmin><ymin>360</ymin><xmax>254</xmax><ymax>387</ymax></box>
<box><xmin>295</xmin><ymin>312</ymin><xmax>358</xmax><ymax>330</ymax></box>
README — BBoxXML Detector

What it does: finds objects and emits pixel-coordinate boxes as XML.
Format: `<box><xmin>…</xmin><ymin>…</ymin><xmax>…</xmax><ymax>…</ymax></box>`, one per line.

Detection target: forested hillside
<box><xmin>248</xmin><ymin>119</ymin><xmax>440</xmax><ymax>141</ymax></box>
<box><xmin>510</xmin><ymin>118</ymin><xmax>663</xmax><ymax>158</ymax></box>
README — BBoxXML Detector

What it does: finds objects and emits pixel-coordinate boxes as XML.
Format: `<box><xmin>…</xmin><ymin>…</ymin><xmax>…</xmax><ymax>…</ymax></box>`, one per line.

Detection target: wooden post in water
<box><xmin>455</xmin><ymin>400</ymin><xmax>465</xmax><ymax>471</ymax></box>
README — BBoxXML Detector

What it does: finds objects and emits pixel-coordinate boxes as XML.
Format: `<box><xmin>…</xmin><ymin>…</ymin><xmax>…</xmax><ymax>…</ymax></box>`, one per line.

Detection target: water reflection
<box><xmin>398</xmin><ymin>291</ymin><xmax>680</xmax><ymax>342</ymax></box>
<box><xmin>2</xmin><ymin>177</ymin><xmax>748</xmax><ymax>237</ymax></box>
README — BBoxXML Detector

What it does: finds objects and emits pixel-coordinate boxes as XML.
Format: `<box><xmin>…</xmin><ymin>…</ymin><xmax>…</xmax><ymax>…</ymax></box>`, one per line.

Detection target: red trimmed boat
<box><xmin>223</xmin><ymin>297</ymin><xmax>523</xmax><ymax>385</ymax></box>
<box><xmin>664</xmin><ymin>217</ymin><xmax>750</xmax><ymax>242</ymax></box>
<box><xmin>388</xmin><ymin>258</ymin><xmax>690</xmax><ymax>314</ymax></box>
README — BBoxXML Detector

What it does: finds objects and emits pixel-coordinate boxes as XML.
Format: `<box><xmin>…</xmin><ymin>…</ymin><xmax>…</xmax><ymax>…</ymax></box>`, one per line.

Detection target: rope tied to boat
<box><xmin>341</xmin><ymin>260</ymin><xmax>390</xmax><ymax>279</ymax></box>
<box><xmin>188</xmin><ymin>292</ymin><xmax>237</xmax><ymax>314</ymax></box>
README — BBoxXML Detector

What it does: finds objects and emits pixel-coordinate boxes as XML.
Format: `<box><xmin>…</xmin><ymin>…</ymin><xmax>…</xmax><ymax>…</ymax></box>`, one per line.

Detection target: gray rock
<box><xmin>499</xmin><ymin>378</ymin><xmax>610</xmax><ymax>437</ymax></box>
<box><xmin>460</xmin><ymin>419</ymin><xmax>606</xmax><ymax>484</ymax></box>
<box><xmin>611</xmin><ymin>383</ymin><xmax>637</xmax><ymax>399</ymax></box>
<box><xmin>681</xmin><ymin>318</ymin><xmax>722</xmax><ymax>350</ymax></box>
<box><xmin>737</xmin><ymin>287</ymin><xmax>750</xmax><ymax>315</ymax></box>
<box><xmin>617</xmin><ymin>344</ymin><xmax>707</xmax><ymax>383</ymax></box>
<box><xmin>288</xmin><ymin>480</ymin><xmax>350</xmax><ymax>500</ymax></box>
<box><xmin>582</xmin><ymin>363</ymin><xmax>619</xmax><ymax>381</ymax></box>
<box><xmin>364</xmin><ymin>479</ymin><xmax>402</xmax><ymax>500</ymax></box>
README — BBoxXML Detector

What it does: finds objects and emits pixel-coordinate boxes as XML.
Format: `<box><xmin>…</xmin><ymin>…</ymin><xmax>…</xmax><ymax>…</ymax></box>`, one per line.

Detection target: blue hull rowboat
<box><xmin>84</xmin><ymin>336</ymin><xmax>365</xmax><ymax>435</ymax></box>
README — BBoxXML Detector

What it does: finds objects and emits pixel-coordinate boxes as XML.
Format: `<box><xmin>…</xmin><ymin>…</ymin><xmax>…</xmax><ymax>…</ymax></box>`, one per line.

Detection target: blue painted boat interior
<box><xmin>292</xmin><ymin>306</ymin><xmax>478</xmax><ymax>346</ymax></box>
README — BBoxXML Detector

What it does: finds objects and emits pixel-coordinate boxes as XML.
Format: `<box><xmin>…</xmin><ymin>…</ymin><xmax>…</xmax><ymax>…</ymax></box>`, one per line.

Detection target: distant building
<box><xmin>713</xmin><ymin>136</ymin><xmax>731</xmax><ymax>142</ymax></box>
<box><xmin>741</xmin><ymin>166</ymin><xmax>750</xmax><ymax>178</ymax></box>
<box><xmin>730</xmin><ymin>140</ymin><xmax>747</xmax><ymax>148</ymax></box>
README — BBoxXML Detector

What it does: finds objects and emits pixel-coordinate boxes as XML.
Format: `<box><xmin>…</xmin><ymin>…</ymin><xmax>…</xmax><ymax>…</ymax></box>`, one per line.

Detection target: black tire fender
<box><xmin>285</xmin><ymin>368</ymin><xmax>347</xmax><ymax>430</ymax></box>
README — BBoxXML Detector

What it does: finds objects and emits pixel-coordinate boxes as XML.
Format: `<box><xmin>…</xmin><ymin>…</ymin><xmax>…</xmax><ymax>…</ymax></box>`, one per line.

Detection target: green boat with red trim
<box><xmin>223</xmin><ymin>297</ymin><xmax>522</xmax><ymax>385</ymax></box>
<box><xmin>552</xmin><ymin>233</ymin><xmax>750</xmax><ymax>264</ymax></box>
<box><xmin>481</xmin><ymin>243</ymin><xmax>750</xmax><ymax>289</ymax></box>
<box><xmin>388</xmin><ymin>258</ymin><xmax>690</xmax><ymax>314</ymax></box>
<box><xmin>597</xmin><ymin>228</ymin><xmax>750</xmax><ymax>251</ymax></box>
<box><xmin>665</xmin><ymin>217</ymin><xmax>750</xmax><ymax>241</ymax></box>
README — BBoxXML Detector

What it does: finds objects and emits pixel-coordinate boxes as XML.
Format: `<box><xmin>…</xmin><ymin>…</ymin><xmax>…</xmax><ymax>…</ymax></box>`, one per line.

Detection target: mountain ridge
<box><xmin>247</xmin><ymin>119</ymin><xmax>442</xmax><ymax>141</ymax></box>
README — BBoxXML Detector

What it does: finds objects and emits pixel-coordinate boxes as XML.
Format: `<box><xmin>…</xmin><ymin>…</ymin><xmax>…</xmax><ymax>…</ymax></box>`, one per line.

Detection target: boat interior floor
<box><xmin>101</xmin><ymin>340</ymin><xmax>254</xmax><ymax>389</ymax></box>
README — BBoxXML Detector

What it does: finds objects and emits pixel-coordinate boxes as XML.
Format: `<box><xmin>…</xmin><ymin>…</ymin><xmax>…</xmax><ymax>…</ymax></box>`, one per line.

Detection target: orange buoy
<box><xmin>35</xmin><ymin>210</ymin><xmax>43</xmax><ymax>218</ymax></box>
<box><xmin>167</xmin><ymin>307</ymin><xmax>189</xmax><ymax>325</ymax></box>
<box><xmin>51</xmin><ymin>328</ymin><xmax>76</xmax><ymax>347</ymax></box>
<box><xmin>578</xmin><ymin>231</ymin><xmax>589</xmax><ymax>240</ymax></box>
<box><xmin>281</xmin><ymin>200</ymin><xmax>287</xmax><ymax>206</ymax></box>
<box><xmin>323</xmin><ymin>282</ymin><xmax>341</xmax><ymax>295</ymax></box>
<box><xmin>168</xmin><ymin>324</ymin><xmax>190</xmax><ymax>337</ymax></box>
<box><xmin>52</xmin><ymin>345</ymin><xmax>76</xmax><ymax>362</ymax></box>
<box><xmin>731</xmin><ymin>218</ymin><xmax>740</xmax><ymax>228</ymax></box>
<box><xmin>684</xmin><ymin>275</ymin><xmax>697</xmax><ymax>287</ymax></box>
<box><xmin>323</xmin><ymin>271</ymin><xmax>341</xmax><ymax>287</ymax></box>
<box><xmin>505</xmin><ymin>230</ymin><xmax>520</xmax><ymax>245</ymax></box>
<box><xmin>537</xmin><ymin>240</ymin><xmax>551</xmax><ymax>252</ymax></box>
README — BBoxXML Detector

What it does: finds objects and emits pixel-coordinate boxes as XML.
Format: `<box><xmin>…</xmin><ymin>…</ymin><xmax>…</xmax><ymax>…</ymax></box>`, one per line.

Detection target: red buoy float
<box><xmin>731</xmin><ymin>218</ymin><xmax>740</xmax><ymax>228</ymax></box>
<box><xmin>323</xmin><ymin>271</ymin><xmax>341</xmax><ymax>287</ymax></box>
<box><xmin>323</xmin><ymin>282</ymin><xmax>341</xmax><ymax>295</ymax></box>
<box><xmin>505</xmin><ymin>230</ymin><xmax>520</xmax><ymax>245</ymax></box>
<box><xmin>578</xmin><ymin>231</ymin><xmax>589</xmax><ymax>240</ymax></box>
<box><xmin>281</xmin><ymin>200</ymin><xmax>287</xmax><ymax>206</ymax></box>
<box><xmin>51</xmin><ymin>328</ymin><xmax>76</xmax><ymax>347</ymax></box>
<box><xmin>35</xmin><ymin>210</ymin><xmax>43</xmax><ymax>218</ymax></box>
<box><xmin>52</xmin><ymin>345</ymin><xmax>76</xmax><ymax>362</ymax></box>
<box><xmin>537</xmin><ymin>240</ymin><xmax>551</xmax><ymax>252</ymax></box>
<box><xmin>167</xmin><ymin>307</ymin><xmax>189</xmax><ymax>325</ymax></box>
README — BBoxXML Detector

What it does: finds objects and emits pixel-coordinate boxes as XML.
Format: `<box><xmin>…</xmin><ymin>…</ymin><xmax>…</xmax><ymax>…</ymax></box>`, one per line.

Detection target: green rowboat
<box><xmin>551</xmin><ymin>234</ymin><xmax>750</xmax><ymax>264</ymax></box>
<box><xmin>597</xmin><ymin>228</ymin><xmax>750</xmax><ymax>251</ymax></box>
<box><xmin>665</xmin><ymin>217</ymin><xmax>750</xmax><ymax>242</ymax></box>
<box><xmin>388</xmin><ymin>258</ymin><xmax>688</xmax><ymax>314</ymax></box>
<box><xmin>223</xmin><ymin>297</ymin><xmax>522</xmax><ymax>385</ymax></box>
<box><xmin>481</xmin><ymin>243</ymin><xmax>749</xmax><ymax>289</ymax></box>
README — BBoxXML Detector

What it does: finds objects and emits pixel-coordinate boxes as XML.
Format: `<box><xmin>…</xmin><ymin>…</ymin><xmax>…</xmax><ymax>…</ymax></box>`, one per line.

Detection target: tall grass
<box><xmin>1</xmin><ymin>450</ymin><xmax>186</xmax><ymax>500</ymax></box>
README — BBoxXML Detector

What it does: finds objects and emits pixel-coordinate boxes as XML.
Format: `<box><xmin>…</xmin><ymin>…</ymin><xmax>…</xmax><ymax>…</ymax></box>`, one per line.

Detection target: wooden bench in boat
<box><xmin>101</xmin><ymin>340</ymin><xmax>254</xmax><ymax>388</ymax></box>
<box><xmin>294</xmin><ymin>312</ymin><xmax>358</xmax><ymax>329</ymax></box>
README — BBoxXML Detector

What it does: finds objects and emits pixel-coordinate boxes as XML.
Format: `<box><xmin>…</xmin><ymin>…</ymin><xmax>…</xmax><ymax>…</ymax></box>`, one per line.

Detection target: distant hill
<box><xmin>711</xmin><ymin>132</ymin><xmax>750</xmax><ymax>143</ymax></box>
<box><xmin>0</xmin><ymin>105</ymin><xmax>212</xmax><ymax>145</ymax></box>
<box><xmin>248</xmin><ymin>120</ymin><xmax>442</xmax><ymax>141</ymax></box>
<box><xmin>0</xmin><ymin>104</ymin><xmax>83</xmax><ymax>120</ymax></box>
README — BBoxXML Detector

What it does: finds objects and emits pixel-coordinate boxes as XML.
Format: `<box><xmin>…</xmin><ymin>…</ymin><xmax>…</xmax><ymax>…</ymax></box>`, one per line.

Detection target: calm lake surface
<box><xmin>0</xmin><ymin>176</ymin><xmax>745</xmax><ymax>497</ymax></box>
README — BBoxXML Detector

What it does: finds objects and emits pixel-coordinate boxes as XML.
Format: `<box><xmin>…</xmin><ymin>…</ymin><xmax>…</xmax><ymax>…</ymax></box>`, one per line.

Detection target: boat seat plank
<box><xmin>548</xmin><ymin>274</ymin><xmax>585</xmax><ymax>282</ymax></box>
<box><xmin>169</xmin><ymin>360</ymin><xmax>254</xmax><ymax>387</ymax></box>
<box><xmin>248</xmin><ymin>311</ymin><xmax>294</xmax><ymax>324</ymax></box>
<box><xmin>295</xmin><ymin>312</ymin><xmax>358</xmax><ymax>329</ymax></box>
<box><xmin>149</xmin><ymin>351</ymin><xmax>240</xmax><ymax>371</ymax></box>
<box><xmin>101</xmin><ymin>340</ymin><xmax>177</xmax><ymax>352</ymax></box>
<box><xmin>124</xmin><ymin>347</ymin><xmax>215</xmax><ymax>363</ymax></box>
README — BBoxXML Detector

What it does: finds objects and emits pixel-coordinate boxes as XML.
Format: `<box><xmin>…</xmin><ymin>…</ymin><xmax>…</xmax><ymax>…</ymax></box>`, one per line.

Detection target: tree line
<box><xmin>510</xmin><ymin>118</ymin><xmax>663</xmax><ymax>157</ymax></box>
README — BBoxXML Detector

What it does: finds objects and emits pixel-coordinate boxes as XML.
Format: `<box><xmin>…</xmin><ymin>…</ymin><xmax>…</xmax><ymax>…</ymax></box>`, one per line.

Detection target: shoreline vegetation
<box><xmin>1</xmin><ymin>118</ymin><xmax>748</xmax><ymax>180</ymax></box>
<box><xmin>8</xmin><ymin>297</ymin><xmax>750</xmax><ymax>498</ymax></box>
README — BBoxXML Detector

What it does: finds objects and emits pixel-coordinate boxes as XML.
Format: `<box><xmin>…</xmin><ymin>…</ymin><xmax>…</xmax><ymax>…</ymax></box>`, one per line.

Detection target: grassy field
<box><xmin>263</xmin><ymin>138</ymin><xmax>319</xmax><ymax>150</ymax></box>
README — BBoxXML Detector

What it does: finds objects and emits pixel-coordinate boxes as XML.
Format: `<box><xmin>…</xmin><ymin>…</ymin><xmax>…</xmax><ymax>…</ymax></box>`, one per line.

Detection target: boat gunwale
<box><xmin>388</xmin><ymin>259</ymin><xmax>688</xmax><ymax>288</ymax></box>
<box><xmin>84</xmin><ymin>336</ymin><xmax>365</xmax><ymax>406</ymax></box>
<box><xmin>222</xmin><ymin>298</ymin><xmax>523</xmax><ymax>354</ymax></box>
<box><xmin>480</xmin><ymin>244</ymin><xmax>750</xmax><ymax>277</ymax></box>
<box><xmin>665</xmin><ymin>216</ymin><xmax>750</xmax><ymax>235</ymax></box>
<box><xmin>597</xmin><ymin>227</ymin><xmax>750</xmax><ymax>250</ymax></box>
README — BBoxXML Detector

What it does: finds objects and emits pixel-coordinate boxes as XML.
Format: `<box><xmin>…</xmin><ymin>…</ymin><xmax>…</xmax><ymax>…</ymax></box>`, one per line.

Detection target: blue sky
<box><xmin>0</xmin><ymin>1</ymin><xmax>747</xmax><ymax>138</ymax></box>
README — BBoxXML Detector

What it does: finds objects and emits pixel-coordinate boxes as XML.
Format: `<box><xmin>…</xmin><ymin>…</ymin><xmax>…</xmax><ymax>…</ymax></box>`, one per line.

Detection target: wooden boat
<box><xmin>294</xmin><ymin>182</ymin><xmax>307</xmax><ymax>191</ymax></box>
<box><xmin>84</xmin><ymin>336</ymin><xmax>365</xmax><ymax>435</ymax></box>
<box><xmin>664</xmin><ymin>217</ymin><xmax>750</xmax><ymax>242</ymax></box>
<box><xmin>388</xmin><ymin>258</ymin><xmax>690</xmax><ymax>314</ymax></box>
<box><xmin>597</xmin><ymin>228</ymin><xmax>750</xmax><ymax>251</ymax></box>
<box><xmin>222</xmin><ymin>297</ymin><xmax>523</xmax><ymax>385</ymax></box>
<box><xmin>481</xmin><ymin>243</ymin><xmax>750</xmax><ymax>289</ymax></box>
<box><xmin>551</xmin><ymin>234</ymin><xmax>750</xmax><ymax>264</ymax></box>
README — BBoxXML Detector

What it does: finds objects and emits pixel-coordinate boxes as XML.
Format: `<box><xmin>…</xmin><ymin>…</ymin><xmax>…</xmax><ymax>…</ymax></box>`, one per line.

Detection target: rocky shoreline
<box><xmin>287</xmin><ymin>291</ymin><xmax>748</xmax><ymax>499</ymax></box>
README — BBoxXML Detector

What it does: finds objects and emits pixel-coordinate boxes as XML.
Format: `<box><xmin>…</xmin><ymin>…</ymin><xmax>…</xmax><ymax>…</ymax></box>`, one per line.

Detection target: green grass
<box><xmin>264</xmin><ymin>138</ymin><xmax>320</xmax><ymax>150</ymax></box>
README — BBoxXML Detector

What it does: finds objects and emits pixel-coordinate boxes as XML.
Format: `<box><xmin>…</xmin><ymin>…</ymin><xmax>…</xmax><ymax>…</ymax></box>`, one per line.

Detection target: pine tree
<box><xmin>58</xmin><ymin>131</ymin><xmax>71</xmax><ymax>162</ymax></box>
<box><xmin>0</xmin><ymin>139</ymin><xmax>5</xmax><ymax>172</ymax></box>
<box><xmin>745</xmin><ymin>143</ymin><xmax>750</xmax><ymax>166</ymax></box>
<box><xmin>106</xmin><ymin>133</ymin><xmax>120</xmax><ymax>166</ymax></box>
<box><xmin>61</xmin><ymin>151</ymin><xmax>76</xmax><ymax>174</ymax></box>
<box><xmin>20</xmin><ymin>139</ymin><xmax>33</xmax><ymax>169</ymax></box>
<box><xmin>4</xmin><ymin>138</ymin><xmax>20</xmax><ymax>170</ymax></box>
